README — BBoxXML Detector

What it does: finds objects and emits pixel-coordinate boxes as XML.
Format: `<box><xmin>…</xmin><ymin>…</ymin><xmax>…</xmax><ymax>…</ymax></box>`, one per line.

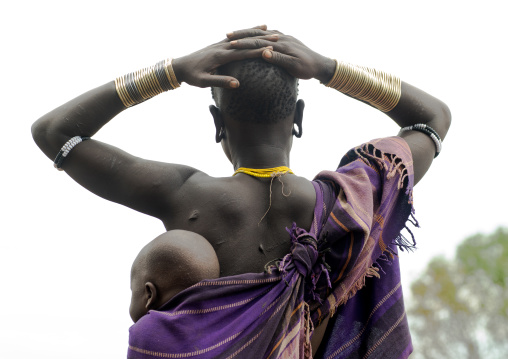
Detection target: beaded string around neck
<box><xmin>232</xmin><ymin>166</ymin><xmax>294</xmax><ymax>225</ymax></box>
<box><xmin>233</xmin><ymin>166</ymin><xmax>294</xmax><ymax>178</ymax></box>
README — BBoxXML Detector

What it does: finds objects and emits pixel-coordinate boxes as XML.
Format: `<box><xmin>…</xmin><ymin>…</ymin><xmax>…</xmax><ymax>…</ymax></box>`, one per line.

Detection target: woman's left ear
<box><xmin>292</xmin><ymin>99</ymin><xmax>305</xmax><ymax>138</ymax></box>
<box><xmin>209</xmin><ymin>105</ymin><xmax>225</xmax><ymax>143</ymax></box>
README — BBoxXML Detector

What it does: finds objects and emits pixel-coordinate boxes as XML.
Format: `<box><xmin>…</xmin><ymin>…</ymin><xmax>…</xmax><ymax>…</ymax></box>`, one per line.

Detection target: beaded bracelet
<box><xmin>400</xmin><ymin>124</ymin><xmax>442</xmax><ymax>157</ymax></box>
<box><xmin>54</xmin><ymin>136</ymin><xmax>91</xmax><ymax>170</ymax></box>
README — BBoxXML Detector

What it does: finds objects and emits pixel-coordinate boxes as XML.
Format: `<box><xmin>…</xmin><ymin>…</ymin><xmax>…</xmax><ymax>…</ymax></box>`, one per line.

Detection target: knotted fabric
<box><xmin>277</xmin><ymin>223</ymin><xmax>332</xmax><ymax>304</ymax></box>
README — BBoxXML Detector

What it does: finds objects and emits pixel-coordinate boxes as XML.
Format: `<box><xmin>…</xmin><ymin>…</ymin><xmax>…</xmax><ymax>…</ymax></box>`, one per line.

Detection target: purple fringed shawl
<box><xmin>128</xmin><ymin>137</ymin><xmax>416</xmax><ymax>359</ymax></box>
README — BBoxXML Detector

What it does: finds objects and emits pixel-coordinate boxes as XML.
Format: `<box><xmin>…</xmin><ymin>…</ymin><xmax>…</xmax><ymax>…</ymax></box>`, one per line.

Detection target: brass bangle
<box><xmin>115</xmin><ymin>58</ymin><xmax>180</xmax><ymax>108</ymax></box>
<box><xmin>114</xmin><ymin>76</ymin><xmax>135</xmax><ymax>108</ymax></box>
<box><xmin>325</xmin><ymin>59</ymin><xmax>339</xmax><ymax>87</ymax></box>
<box><xmin>147</xmin><ymin>64</ymin><xmax>164</xmax><ymax>94</ymax></box>
<box><xmin>324</xmin><ymin>60</ymin><xmax>401</xmax><ymax>112</ymax></box>
<box><xmin>164</xmin><ymin>58</ymin><xmax>180</xmax><ymax>90</ymax></box>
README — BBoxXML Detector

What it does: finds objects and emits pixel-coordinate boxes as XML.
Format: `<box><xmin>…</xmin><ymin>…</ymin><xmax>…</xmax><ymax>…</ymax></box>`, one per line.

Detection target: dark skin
<box><xmin>32</xmin><ymin>25</ymin><xmax>451</xmax><ymax>354</ymax></box>
<box><xmin>130</xmin><ymin>230</ymin><xmax>220</xmax><ymax>323</ymax></box>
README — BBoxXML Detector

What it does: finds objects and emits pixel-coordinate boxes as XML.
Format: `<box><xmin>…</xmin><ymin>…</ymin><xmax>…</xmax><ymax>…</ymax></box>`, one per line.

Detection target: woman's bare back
<box><xmin>162</xmin><ymin>172</ymin><xmax>317</xmax><ymax>277</ymax></box>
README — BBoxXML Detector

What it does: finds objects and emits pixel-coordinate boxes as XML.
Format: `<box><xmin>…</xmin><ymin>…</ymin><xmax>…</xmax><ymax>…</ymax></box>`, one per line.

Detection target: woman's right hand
<box><xmin>172</xmin><ymin>25</ymin><xmax>279</xmax><ymax>89</ymax></box>
<box><xmin>227</xmin><ymin>28</ymin><xmax>336</xmax><ymax>84</ymax></box>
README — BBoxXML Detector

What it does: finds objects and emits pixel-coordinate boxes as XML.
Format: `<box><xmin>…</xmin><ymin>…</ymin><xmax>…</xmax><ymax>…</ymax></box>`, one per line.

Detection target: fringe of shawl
<box><xmin>328</xmin><ymin>142</ymin><xmax>418</xmax><ymax>315</ymax></box>
<box><xmin>331</xmin><ymin>266</ymin><xmax>382</xmax><ymax>315</ymax></box>
<box><xmin>354</xmin><ymin>143</ymin><xmax>412</xmax><ymax>197</ymax></box>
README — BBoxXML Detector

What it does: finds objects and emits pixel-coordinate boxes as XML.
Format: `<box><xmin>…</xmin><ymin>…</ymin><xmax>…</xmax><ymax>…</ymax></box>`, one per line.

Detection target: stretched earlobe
<box><xmin>217</xmin><ymin>127</ymin><xmax>225</xmax><ymax>143</ymax></box>
<box><xmin>293</xmin><ymin>99</ymin><xmax>305</xmax><ymax>138</ymax></box>
<box><xmin>209</xmin><ymin>105</ymin><xmax>225</xmax><ymax>143</ymax></box>
<box><xmin>292</xmin><ymin>125</ymin><xmax>302</xmax><ymax>138</ymax></box>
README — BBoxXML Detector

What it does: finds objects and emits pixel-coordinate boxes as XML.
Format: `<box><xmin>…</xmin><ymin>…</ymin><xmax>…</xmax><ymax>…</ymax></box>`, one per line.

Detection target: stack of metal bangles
<box><xmin>324</xmin><ymin>59</ymin><xmax>401</xmax><ymax>113</ymax></box>
<box><xmin>114</xmin><ymin>58</ymin><xmax>180</xmax><ymax>108</ymax></box>
<box><xmin>325</xmin><ymin>59</ymin><xmax>442</xmax><ymax>157</ymax></box>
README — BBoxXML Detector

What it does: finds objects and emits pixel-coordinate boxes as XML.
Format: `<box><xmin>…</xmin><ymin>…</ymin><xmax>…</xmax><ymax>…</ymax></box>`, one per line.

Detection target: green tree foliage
<box><xmin>408</xmin><ymin>228</ymin><xmax>508</xmax><ymax>359</ymax></box>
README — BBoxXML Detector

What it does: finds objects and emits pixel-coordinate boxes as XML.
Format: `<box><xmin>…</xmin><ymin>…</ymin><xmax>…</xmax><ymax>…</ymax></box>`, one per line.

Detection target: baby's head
<box><xmin>129</xmin><ymin>230</ymin><xmax>220</xmax><ymax>322</ymax></box>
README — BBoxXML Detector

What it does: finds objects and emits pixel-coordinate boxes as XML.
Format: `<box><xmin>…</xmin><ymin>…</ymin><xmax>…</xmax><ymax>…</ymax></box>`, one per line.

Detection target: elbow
<box><xmin>31</xmin><ymin>116</ymin><xmax>62</xmax><ymax>159</ymax></box>
<box><xmin>31</xmin><ymin>118</ymin><xmax>47</xmax><ymax>149</ymax></box>
<box><xmin>430</xmin><ymin>100</ymin><xmax>451</xmax><ymax>141</ymax></box>
<box><xmin>438</xmin><ymin>101</ymin><xmax>452</xmax><ymax>140</ymax></box>
<box><xmin>31</xmin><ymin>117</ymin><xmax>53</xmax><ymax>150</ymax></box>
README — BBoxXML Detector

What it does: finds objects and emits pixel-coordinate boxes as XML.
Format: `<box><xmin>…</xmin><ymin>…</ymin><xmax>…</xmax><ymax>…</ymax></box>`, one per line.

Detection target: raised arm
<box><xmin>227</xmin><ymin>29</ymin><xmax>451</xmax><ymax>185</ymax></box>
<box><xmin>32</xmin><ymin>27</ymin><xmax>277</xmax><ymax>219</ymax></box>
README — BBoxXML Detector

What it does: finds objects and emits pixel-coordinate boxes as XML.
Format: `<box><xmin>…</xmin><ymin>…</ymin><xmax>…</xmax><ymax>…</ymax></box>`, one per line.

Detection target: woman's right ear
<box><xmin>209</xmin><ymin>105</ymin><xmax>225</xmax><ymax>143</ymax></box>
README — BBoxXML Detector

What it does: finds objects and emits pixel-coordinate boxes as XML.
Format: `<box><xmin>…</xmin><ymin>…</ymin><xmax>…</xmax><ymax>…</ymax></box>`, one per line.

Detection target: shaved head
<box><xmin>211</xmin><ymin>58</ymin><xmax>299</xmax><ymax>123</ymax></box>
<box><xmin>130</xmin><ymin>230</ymin><xmax>219</xmax><ymax>322</ymax></box>
<box><xmin>133</xmin><ymin>230</ymin><xmax>219</xmax><ymax>287</ymax></box>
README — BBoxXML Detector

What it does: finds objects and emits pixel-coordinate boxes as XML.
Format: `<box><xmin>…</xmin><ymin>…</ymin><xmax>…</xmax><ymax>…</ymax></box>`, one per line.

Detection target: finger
<box><xmin>229</xmin><ymin>36</ymin><xmax>278</xmax><ymax>49</ymax></box>
<box><xmin>262</xmin><ymin>49</ymin><xmax>298</xmax><ymax>72</ymax></box>
<box><xmin>266</xmin><ymin>29</ymin><xmax>284</xmax><ymax>35</ymax></box>
<box><xmin>253</xmin><ymin>24</ymin><xmax>268</xmax><ymax>30</ymax></box>
<box><xmin>200</xmin><ymin>75</ymin><xmax>240</xmax><ymax>89</ymax></box>
<box><xmin>221</xmin><ymin>47</ymin><xmax>273</xmax><ymax>62</ymax></box>
<box><xmin>227</xmin><ymin>27</ymin><xmax>270</xmax><ymax>40</ymax></box>
<box><xmin>219</xmin><ymin>26</ymin><xmax>267</xmax><ymax>43</ymax></box>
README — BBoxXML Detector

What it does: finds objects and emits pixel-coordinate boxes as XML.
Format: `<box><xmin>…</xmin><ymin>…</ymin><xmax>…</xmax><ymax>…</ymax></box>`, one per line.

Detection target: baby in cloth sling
<box><xmin>129</xmin><ymin>230</ymin><xmax>220</xmax><ymax>324</ymax></box>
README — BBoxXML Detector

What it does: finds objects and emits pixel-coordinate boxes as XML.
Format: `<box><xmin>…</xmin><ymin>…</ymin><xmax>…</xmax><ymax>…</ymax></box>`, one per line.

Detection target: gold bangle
<box><xmin>147</xmin><ymin>64</ymin><xmax>164</xmax><ymax>94</ymax></box>
<box><xmin>114</xmin><ymin>76</ymin><xmax>133</xmax><ymax>108</ymax></box>
<box><xmin>168</xmin><ymin>59</ymin><xmax>181</xmax><ymax>89</ymax></box>
<box><xmin>116</xmin><ymin>75</ymin><xmax>137</xmax><ymax>108</ymax></box>
<box><xmin>324</xmin><ymin>60</ymin><xmax>401</xmax><ymax>112</ymax></box>
<box><xmin>325</xmin><ymin>59</ymin><xmax>339</xmax><ymax>87</ymax></box>
<box><xmin>164</xmin><ymin>58</ymin><xmax>180</xmax><ymax>90</ymax></box>
<box><xmin>115</xmin><ymin>58</ymin><xmax>180</xmax><ymax>108</ymax></box>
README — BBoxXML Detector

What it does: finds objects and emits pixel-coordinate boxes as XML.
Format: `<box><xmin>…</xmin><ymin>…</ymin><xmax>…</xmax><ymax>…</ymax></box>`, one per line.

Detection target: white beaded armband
<box><xmin>53</xmin><ymin>136</ymin><xmax>90</xmax><ymax>170</ymax></box>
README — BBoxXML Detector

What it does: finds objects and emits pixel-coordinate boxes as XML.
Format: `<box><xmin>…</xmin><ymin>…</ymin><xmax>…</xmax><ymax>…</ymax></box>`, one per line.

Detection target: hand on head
<box><xmin>173</xmin><ymin>25</ymin><xmax>278</xmax><ymax>89</ymax></box>
<box><xmin>173</xmin><ymin>25</ymin><xmax>335</xmax><ymax>90</ymax></box>
<box><xmin>226</xmin><ymin>26</ymin><xmax>336</xmax><ymax>83</ymax></box>
<box><xmin>227</xmin><ymin>27</ymin><xmax>310</xmax><ymax>79</ymax></box>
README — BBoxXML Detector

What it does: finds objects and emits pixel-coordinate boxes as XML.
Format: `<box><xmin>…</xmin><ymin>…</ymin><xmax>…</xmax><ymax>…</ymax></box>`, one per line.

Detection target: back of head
<box><xmin>130</xmin><ymin>230</ymin><xmax>219</xmax><ymax>322</ymax></box>
<box><xmin>212</xmin><ymin>58</ymin><xmax>299</xmax><ymax>124</ymax></box>
<box><xmin>134</xmin><ymin>230</ymin><xmax>220</xmax><ymax>293</ymax></box>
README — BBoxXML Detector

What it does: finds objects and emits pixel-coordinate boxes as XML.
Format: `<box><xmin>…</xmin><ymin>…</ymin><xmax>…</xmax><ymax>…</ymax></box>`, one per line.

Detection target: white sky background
<box><xmin>1</xmin><ymin>1</ymin><xmax>507</xmax><ymax>357</ymax></box>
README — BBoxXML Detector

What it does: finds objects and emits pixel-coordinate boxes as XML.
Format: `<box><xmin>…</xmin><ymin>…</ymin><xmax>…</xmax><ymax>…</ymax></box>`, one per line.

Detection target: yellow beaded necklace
<box><xmin>233</xmin><ymin>166</ymin><xmax>294</xmax><ymax>178</ymax></box>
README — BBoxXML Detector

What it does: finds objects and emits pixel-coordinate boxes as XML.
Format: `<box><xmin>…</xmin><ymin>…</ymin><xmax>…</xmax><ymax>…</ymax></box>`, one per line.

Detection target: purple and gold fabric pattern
<box><xmin>128</xmin><ymin>136</ymin><xmax>416</xmax><ymax>359</ymax></box>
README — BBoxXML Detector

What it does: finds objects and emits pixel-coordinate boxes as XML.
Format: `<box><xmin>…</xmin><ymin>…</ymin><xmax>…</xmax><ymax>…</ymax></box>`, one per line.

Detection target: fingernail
<box><xmin>266</xmin><ymin>46</ymin><xmax>273</xmax><ymax>50</ymax></box>
<box><xmin>226</xmin><ymin>32</ymin><xmax>233</xmax><ymax>38</ymax></box>
<box><xmin>263</xmin><ymin>50</ymin><xmax>272</xmax><ymax>59</ymax></box>
<box><xmin>230</xmin><ymin>80</ymin><xmax>239</xmax><ymax>88</ymax></box>
<box><xmin>230</xmin><ymin>40</ymin><xmax>237</xmax><ymax>45</ymax></box>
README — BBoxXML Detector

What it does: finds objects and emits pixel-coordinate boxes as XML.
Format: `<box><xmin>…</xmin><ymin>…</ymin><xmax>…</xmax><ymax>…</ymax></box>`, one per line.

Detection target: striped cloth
<box><xmin>128</xmin><ymin>136</ymin><xmax>415</xmax><ymax>359</ymax></box>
